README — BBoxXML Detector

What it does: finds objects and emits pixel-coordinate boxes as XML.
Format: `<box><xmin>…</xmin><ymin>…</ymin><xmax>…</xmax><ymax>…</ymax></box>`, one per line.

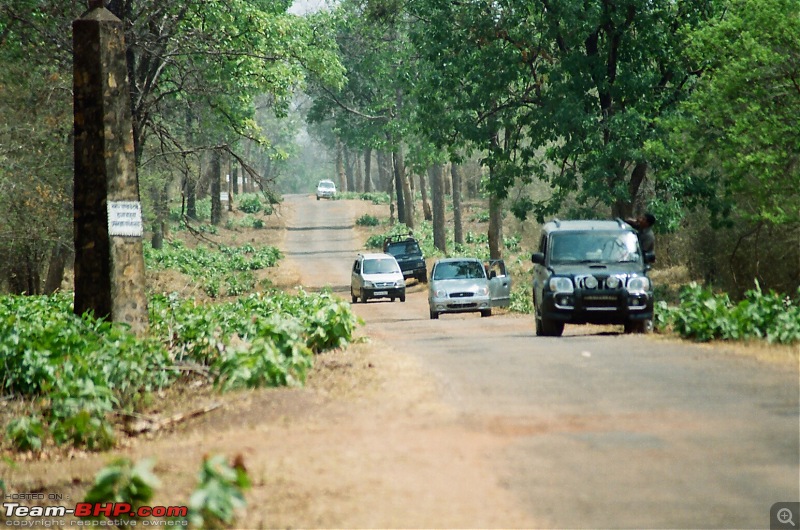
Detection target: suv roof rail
<box><xmin>553</xmin><ymin>218</ymin><xmax>561</xmax><ymax>227</ymax></box>
<box><xmin>615</xmin><ymin>217</ymin><xmax>626</xmax><ymax>228</ymax></box>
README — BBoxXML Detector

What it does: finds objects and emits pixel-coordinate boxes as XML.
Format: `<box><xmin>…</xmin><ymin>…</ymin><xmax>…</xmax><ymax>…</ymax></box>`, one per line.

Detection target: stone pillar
<box><xmin>73</xmin><ymin>3</ymin><xmax>148</xmax><ymax>334</ymax></box>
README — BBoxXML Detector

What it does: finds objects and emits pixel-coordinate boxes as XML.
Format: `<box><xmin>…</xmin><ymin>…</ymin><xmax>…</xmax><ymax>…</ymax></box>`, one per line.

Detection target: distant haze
<box><xmin>289</xmin><ymin>0</ymin><xmax>329</xmax><ymax>14</ymax></box>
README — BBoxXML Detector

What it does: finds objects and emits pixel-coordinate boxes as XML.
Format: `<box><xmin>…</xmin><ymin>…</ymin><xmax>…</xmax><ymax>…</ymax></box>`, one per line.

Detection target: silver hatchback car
<box><xmin>428</xmin><ymin>257</ymin><xmax>492</xmax><ymax>319</ymax></box>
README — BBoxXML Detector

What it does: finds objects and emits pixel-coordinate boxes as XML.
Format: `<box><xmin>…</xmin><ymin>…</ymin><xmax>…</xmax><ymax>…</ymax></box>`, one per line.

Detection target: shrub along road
<box><xmin>281</xmin><ymin>194</ymin><xmax>799</xmax><ymax>528</ymax></box>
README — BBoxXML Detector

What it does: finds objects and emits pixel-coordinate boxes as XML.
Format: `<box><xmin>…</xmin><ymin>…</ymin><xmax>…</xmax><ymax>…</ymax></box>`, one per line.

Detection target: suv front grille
<box><xmin>575</xmin><ymin>275</ymin><xmax>625</xmax><ymax>290</ymax></box>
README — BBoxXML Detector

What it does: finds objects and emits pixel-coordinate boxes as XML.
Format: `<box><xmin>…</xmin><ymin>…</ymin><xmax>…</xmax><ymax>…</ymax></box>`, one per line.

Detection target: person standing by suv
<box><xmin>626</xmin><ymin>213</ymin><xmax>656</xmax><ymax>254</ymax></box>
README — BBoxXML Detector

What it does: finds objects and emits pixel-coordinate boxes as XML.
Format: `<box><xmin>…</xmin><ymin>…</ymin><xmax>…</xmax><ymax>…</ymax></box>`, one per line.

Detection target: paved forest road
<box><xmin>282</xmin><ymin>194</ymin><xmax>799</xmax><ymax>528</ymax></box>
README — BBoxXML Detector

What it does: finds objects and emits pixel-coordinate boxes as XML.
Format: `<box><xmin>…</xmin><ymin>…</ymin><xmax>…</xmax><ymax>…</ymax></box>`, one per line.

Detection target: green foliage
<box><xmin>660</xmin><ymin>0</ymin><xmax>800</xmax><ymax>226</ymax></box>
<box><xmin>5</xmin><ymin>415</ymin><xmax>45</xmax><ymax>452</ymax></box>
<box><xmin>509</xmin><ymin>285</ymin><xmax>533</xmax><ymax>315</ymax></box>
<box><xmin>237</xmin><ymin>194</ymin><xmax>263</xmax><ymax>214</ymax></box>
<box><xmin>470</xmin><ymin>210</ymin><xmax>490</xmax><ymax>223</ymax></box>
<box><xmin>84</xmin><ymin>454</ymin><xmax>250</xmax><ymax>528</ymax></box>
<box><xmin>83</xmin><ymin>458</ymin><xmax>159</xmax><ymax>511</ymax></box>
<box><xmin>1</xmin><ymin>287</ymin><xmax>358</xmax><ymax>451</ymax></box>
<box><xmin>356</xmin><ymin>214</ymin><xmax>380</xmax><ymax>227</ymax></box>
<box><xmin>365</xmin><ymin>223</ymin><xmax>415</xmax><ymax>249</ymax></box>
<box><xmin>144</xmin><ymin>241</ymin><xmax>281</xmax><ymax>298</ymax></box>
<box><xmin>0</xmin><ymin>293</ymin><xmax>174</xmax><ymax>451</ymax></box>
<box><xmin>188</xmin><ymin>455</ymin><xmax>251</xmax><ymax>529</ymax></box>
<box><xmin>149</xmin><ymin>289</ymin><xmax>359</xmax><ymax>389</ymax></box>
<box><xmin>657</xmin><ymin>282</ymin><xmax>800</xmax><ymax>344</ymax></box>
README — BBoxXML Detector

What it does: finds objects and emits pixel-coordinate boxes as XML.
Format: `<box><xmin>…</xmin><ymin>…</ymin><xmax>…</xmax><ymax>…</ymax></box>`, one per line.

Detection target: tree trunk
<box><xmin>431</xmin><ymin>163</ymin><xmax>447</xmax><ymax>253</ymax></box>
<box><xmin>355</xmin><ymin>151</ymin><xmax>363</xmax><ymax>193</ymax></box>
<box><xmin>393</xmin><ymin>148</ymin><xmax>407</xmax><ymax>227</ymax></box>
<box><xmin>344</xmin><ymin>147</ymin><xmax>356</xmax><ymax>192</ymax></box>
<box><xmin>210</xmin><ymin>149</ymin><xmax>222</xmax><ymax>225</ymax></box>
<box><xmin>336</xmin><ymin>139</ymin><xmax>347</xmax><ymax>192</ymax></box>
<box><xmin>613</xmin><ymin>161</ymin><xmax>649</xmax><ymax>218</ymax></box>
<box><xmin>43</xmin><ymin>245</ymin><xmax>70</xmax><ymax>294</ymax></box>
<box><xmin>364</xmin><ymin>147</ymin><xmax>373</xmax><ymax>193</ymax></box>
<box><xmin>488</xmin><ymin>193</ymin><xmax>504</xmax><ymax>260</ymax></box>
<box><xmin>451</xmin><ymin>163</ymin><xmax>464</xmax><ymax>246</ymax></box>
<box><xmin>184</xmin><ymin>170</ymin><xmax>197</xmax><ymax>220</ymax></box>
<box><xmin>487</xmin><ymin>131</ymin><xmax>503</xmax><ymax>259</ymax></box>
<box><xmin>421</xmin><ymin>169</ymin><xmax>433</xmax><ymax>221</ymax></box>
<box><xmin>402</xmin><ymin>173</ymin><xmax>414</xmax><ymax>230</ymax></box>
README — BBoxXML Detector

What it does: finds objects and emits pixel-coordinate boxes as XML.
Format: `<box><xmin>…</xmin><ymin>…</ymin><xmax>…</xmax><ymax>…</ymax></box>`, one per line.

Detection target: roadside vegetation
<box><xmin>0</xmin><ymin>215</ymin><xmax>359</xmax><ymax>455</ymax></box>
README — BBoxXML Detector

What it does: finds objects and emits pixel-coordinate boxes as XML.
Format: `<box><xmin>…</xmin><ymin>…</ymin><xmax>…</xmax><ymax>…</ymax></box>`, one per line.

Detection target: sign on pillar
<box><xmin>73</xmin><ymin>2</ymin><xmax>149</xmax><ymax>335</ymax></box>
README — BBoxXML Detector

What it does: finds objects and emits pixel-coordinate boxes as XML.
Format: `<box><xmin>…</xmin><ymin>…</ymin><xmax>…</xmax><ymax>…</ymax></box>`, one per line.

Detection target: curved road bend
<box><xmin>282</xmin><ymin>194</ymin><xmax>800</xmax><ymax>528</ymax></box>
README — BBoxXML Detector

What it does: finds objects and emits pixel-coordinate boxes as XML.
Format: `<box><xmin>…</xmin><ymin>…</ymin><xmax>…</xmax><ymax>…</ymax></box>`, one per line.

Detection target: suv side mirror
<box><xmin>531</xmin><ymin>252</ymin><xmax>545</xmax><ymax>265</ymax></box>
<box><xmin>644</xmin><ymin>251</ymin><xmax>656</xmax><ymax>264</ymax></box>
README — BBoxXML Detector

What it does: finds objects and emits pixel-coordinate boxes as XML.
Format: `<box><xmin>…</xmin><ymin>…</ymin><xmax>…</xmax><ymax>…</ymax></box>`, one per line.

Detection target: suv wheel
<box><xmin>360</xmin><ymin>291</ymin><xmax>368</xmax><ymax>304</ymax></box>
<box><xmin>624</xmin><ymin>319</ymin><xmax>650</xmax><ymax>334</ymax></box>
<box><xmin>541</xmin><ymin>316</ymin><xmax>564</xmax><ymax>337</ymax></box>
<box><xmin>400</xmin><ymin>292</ymin><xmax>406</xmax><ymax>302</ymax></box>
<box><xmin>351</xmin><ymin>289</ymin><xmax>357</xmax><ymax>304</ymax></box>
<box><xmin>417</xmin><ymin>273</ymin><xmax>427</xmax><ymax>284</ymax></box>
<box><xmin>534</xmin><ymin>296</ymin><xmax>564</xmax><ymax>336</ymax></box>
<box><xmin>429</xmin><ymin>309</ymin><xmax>439</xmax><ymax>320</ymax></box>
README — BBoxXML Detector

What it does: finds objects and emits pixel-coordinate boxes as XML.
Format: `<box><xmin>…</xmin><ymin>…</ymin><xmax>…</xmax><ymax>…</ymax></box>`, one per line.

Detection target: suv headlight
<box><xmin>627</xmin><ymin>276</ymin><xmax>650</xmax><ymax>292</ymax></box>
<box><xmin>363</xmin><ymin>281</ymin><xmax>374</xmax><ymax>288</ymax></box>
<box><xmin>549</xmin><ymin>277</ymin><xmax>574</xmax><ymax>293</ymax></box>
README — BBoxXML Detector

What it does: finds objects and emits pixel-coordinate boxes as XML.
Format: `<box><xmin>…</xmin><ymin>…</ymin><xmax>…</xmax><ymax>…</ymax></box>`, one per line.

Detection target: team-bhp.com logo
<box><xmin>3</xmin><ymin>501</ymin><xmax>188</xmax><ymax>525</ymax></box>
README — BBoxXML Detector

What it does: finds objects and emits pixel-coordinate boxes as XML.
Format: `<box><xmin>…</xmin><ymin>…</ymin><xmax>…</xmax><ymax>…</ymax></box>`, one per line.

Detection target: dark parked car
<box><xmin>531</xmin><ymin>219</ymin><xmax>655</xmax><ymax>336</ymax></box>
<box><xmin>383</xmin><ymin>234</ymin><xmax>427</xmax><ymax>283</ymax></box>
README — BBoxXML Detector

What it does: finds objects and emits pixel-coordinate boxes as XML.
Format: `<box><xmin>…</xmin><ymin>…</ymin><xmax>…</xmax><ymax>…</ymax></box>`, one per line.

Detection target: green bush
<box><xmin>6</xmin><ymin>415</ymin><xmax>45</xmax><ymax>452</ymax></box>
<box><xmin>144</xmin><ymin>240</ymin><xmax>281</xmax><ymax>298</ymax></box>
<box><xmin>356</xmin><ymin>214</ymin><xmax>380</xmax><ymax>227</ymax></box>
<box><xmin>656</xmin><ymin>282</ymin><xmax>800</xmax><ymax>344</ymax></box>
<box><xmin>237</xmin><ymin>194</ymin><xmax>262</xmax><ymax>214</ymax></box>
<box><xmin>1</xmin><ymin>287</ymin><xmax>359</xmax><ymax>451</ymax></box>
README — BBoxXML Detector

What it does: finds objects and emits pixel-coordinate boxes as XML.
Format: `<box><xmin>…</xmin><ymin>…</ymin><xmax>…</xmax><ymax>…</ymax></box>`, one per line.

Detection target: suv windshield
<box><xmin>433</xmin><ymin>261</ymin><xmax>486</xmax><ymax>280</ymax></box>
<box><xmin>318</xmin><ymin>181</ymin><xmax>335</xmax><ymax>189</ymax></box>
<box><xmin>363</xmin><ymin>258</ymin><xmax>400</xmax><ymax>274</ymax></box>
<box><xmin>550</xmin><ymin>231</ymin><xmax>641</xmax><ymax>265</ymax></box>
<box><xmin>386</xmin><ymin>241</ymin><xmax>421</xmax><ymax>257</ymax></box>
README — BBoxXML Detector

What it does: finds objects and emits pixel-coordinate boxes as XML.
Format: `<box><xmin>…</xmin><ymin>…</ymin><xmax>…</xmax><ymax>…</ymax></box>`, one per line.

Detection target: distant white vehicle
<box><xmin>316</xmin><ymin>179</ymin><xmax>337</xmax><ymax>200</ymax></box>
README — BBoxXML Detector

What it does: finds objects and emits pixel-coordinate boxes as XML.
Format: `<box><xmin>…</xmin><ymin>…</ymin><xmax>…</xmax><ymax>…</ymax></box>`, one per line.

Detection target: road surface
<box><xmin>282</xmin><ymin>194</ymin><xmax>799</xmax><ymax>528</ymax></box>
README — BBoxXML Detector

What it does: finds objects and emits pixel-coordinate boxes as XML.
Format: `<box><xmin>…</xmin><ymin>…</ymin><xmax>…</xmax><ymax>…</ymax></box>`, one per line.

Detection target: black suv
<box><xmin>383</xmin><ymin>234</ymin><xmax>427</xmax><ymax>283</ymax></box>
<box><xmin>531</xmin><ymin>219</ymin><xmax>655</xmax><ymax>336</ymax></box>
